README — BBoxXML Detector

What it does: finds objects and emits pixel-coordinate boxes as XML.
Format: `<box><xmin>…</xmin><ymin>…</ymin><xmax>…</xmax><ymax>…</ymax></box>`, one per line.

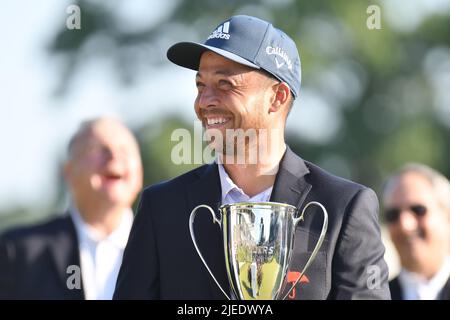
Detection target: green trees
<box><xmin>1</xmin><ymin>0</ymin><xmax>449</xmax><ymax>230</ymax></box>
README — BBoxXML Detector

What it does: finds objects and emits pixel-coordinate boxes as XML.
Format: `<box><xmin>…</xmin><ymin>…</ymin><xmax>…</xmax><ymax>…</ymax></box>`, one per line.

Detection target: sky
<box><xmin>0</xmin><ymin>0</ymin><xmax>449</xmax><ymax>214</ymax></box>
<box><xmin>0</xmin><ymin>0</ymin><xmax>196</xmax><ymax>211</ymax></box>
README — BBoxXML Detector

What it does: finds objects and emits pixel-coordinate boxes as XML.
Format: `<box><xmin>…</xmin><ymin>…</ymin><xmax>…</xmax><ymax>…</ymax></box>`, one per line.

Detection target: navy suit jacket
<box><xmin>114</xmin><ymin>147</ymin><xmax>391</xmax><ymax>299</ymax></box>
<box><xmin>0</xmin><ymin>215</ymin><xmax>84</xmax><ymax>299</ymax></box>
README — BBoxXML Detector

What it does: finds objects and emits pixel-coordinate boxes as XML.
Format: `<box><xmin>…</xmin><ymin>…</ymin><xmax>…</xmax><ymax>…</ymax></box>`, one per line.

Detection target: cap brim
<box><xmin>167</xmin><ymin>42</ymin><xmax>260</xmax><ymax>71</ymax></box>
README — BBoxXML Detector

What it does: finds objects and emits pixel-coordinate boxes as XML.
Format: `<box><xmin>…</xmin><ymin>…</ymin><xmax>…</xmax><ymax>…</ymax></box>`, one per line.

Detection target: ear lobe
<box><xmin>268</xmin><ymin>82</ymin><xmax>290</xmax><ymax>114</ymax></box>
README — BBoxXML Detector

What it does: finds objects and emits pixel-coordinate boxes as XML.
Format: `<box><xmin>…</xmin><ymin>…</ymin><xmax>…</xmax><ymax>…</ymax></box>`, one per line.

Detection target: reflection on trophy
<box><xmin>189</xmin><ymin>201</ymin><xmax>328</xmax><ymax>300</ymax></box>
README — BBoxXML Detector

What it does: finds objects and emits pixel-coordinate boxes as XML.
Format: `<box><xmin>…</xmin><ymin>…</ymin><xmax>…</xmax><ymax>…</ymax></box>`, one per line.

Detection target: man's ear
<box><xmin>268</xmin><ymin>82</ymin><xmax>290</xmax><ymax>114</ymax></box>
<box><xmin>63</xmin><ymin>161</ymin><xmax>73</xmax><ymax>184</ymax></box>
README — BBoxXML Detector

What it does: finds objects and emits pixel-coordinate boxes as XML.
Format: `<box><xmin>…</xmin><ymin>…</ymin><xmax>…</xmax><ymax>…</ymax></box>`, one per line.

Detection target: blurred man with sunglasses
<box><xmin>382</xmin><ymin>163</ymin><xmax>450</xmax><ymax>300</ymax></box>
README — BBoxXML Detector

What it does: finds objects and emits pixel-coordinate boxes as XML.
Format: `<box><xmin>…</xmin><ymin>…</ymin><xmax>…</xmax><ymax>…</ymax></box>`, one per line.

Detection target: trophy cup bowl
<box><xmin>189</xmin><ymin>201</ymin><xmax>328</xmax><ymax>300</ymax></box>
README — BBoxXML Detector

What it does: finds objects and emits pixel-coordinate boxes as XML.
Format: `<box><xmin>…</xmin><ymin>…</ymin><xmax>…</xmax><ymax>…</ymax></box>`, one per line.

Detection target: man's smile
<box><xmin>203</xmin><ymin>115</ymin><xmax>232</xmax><ymax>129</ymax></box>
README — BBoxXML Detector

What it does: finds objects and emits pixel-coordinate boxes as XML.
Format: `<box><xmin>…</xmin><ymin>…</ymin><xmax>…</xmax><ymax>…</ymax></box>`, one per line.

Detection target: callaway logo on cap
<box><xmin>167</xmin><ymin>15</ymin><xmax>301</xmax><ymax>98</ymax></box>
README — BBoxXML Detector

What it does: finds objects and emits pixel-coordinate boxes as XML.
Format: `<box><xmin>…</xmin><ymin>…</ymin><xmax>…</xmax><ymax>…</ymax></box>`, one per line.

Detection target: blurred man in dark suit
<box><xmin>0</xmin><ymin>117</ymin><xmax>143</xmax><ymax>299</ymax></box>
<box><xmin>383</xmin><ymin>163</ymin><xmax>450</xmax><ymax>299</ymax></box>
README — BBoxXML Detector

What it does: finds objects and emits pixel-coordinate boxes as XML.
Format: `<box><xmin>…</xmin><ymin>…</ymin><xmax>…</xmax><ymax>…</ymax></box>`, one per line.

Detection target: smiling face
<box><xmin>384</xmin><ymin>172</ymin><xmax>450</xmax><ymax>278</ymax></box>
<box><xmin>194</xmin><ymin>51</ymin><xmax>284</xmax><ymax>157</ymax></box>
<box><xmin>65</xmin><ymin>118</ymin><xmax>143</xmax><ymax>210</ymax></box>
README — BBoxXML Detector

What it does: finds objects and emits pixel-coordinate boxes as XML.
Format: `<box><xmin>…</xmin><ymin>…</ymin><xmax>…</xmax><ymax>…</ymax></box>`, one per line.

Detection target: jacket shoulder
<box><xmin>0</xmin><ymin>215</ymin><xmax>73</xmax><ymax>243</ymax></box>
<box><xmin>141</xmin><ymin>164</ymin><xmax>210</xmax><ymax>197</ymax></box>
<box><xmin>305</xmin><ymin>160</ymin><xmax>369</xmax><ymax>194</ymax></box>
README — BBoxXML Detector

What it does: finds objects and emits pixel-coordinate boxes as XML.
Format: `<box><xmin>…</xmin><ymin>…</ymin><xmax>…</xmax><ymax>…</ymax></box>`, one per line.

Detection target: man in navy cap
<box><xmin>114</xmin><ymin>15</ymin><xmax>390</xmax><ymax>300</ymax></box>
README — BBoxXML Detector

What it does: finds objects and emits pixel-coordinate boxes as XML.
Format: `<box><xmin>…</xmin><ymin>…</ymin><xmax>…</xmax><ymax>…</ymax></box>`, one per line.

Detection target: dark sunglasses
<box><xmin>384</xmin><ymin>204</ymin><xmax>427</xmax><ymax>223</ymax></box>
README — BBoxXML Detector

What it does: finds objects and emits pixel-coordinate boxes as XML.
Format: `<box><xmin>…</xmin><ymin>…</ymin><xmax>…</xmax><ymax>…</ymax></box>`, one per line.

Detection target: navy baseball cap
<box><xmin>167</xmin><ymin>15</ymin><xmax>301</xmax><ymax>98</ymax></box>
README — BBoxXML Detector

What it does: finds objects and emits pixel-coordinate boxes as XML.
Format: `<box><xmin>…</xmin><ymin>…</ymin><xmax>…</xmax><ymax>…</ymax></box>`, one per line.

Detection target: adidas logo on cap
<box><xmin>207</xmin><ymin>21</ymin><xmax>230</xmax><ymax>40</ymax></box>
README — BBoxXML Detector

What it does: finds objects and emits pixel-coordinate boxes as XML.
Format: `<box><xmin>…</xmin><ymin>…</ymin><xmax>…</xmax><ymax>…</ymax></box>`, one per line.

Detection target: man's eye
<box><xmin>218</xmin><ymin>80</ymin><xmax>232</xmax><ymax>90</ymax></box>
<box><xmin>196</xmin><ymin>82</ymin><xmax>205</xmax><ymax>91</ymax></box>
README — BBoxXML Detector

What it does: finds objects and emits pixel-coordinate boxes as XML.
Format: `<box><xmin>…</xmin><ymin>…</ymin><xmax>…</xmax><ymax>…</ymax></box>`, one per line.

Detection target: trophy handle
<box><xmin>282</xmin><ymin>201</ymin><xmax>329</xmax><ymax>300</ymax></box>
<box><xmin>189</xmin><ymin>204</ymin><xmax>231</xmax><ymax>300</ymax></box>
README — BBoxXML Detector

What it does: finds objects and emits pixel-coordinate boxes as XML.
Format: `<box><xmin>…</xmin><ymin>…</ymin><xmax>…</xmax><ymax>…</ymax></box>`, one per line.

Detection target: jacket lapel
<box><xmin>270</xmin><ymin>146</ymin><xmax>311</xmax><ymax>214</ymax></box>
<box><xmin>272</xmin><ymin>147</ymin><xmax>331</xmax><ymax>299</ymax></box>
<box><xmin>50</xmin><ymin>215</ymin><xmax>84</xmax><ymax>299</ymax></box>
<box><xmin>437</xmin><ymin>276</ymin><xmax>450</xmax><ymax>300</ymax></box>
<box><xmin>187</xmin><ymin>164</ymin><xmax>230</xmax><ymax>299</ymax></box>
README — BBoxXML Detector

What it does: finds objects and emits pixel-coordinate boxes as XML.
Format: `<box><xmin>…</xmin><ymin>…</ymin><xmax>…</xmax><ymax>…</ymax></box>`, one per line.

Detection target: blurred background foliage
<box><xmin>0</xmin><ymin>0</ymin><xmax>449</xmax><ymax>232</ymax></box>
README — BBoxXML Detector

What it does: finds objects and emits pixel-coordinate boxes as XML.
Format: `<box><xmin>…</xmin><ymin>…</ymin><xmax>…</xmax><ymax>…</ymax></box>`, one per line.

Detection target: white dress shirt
<box><xmin>70</xmin><ymin>208</ymin><xmax>133</xmax><ymax>300</ymax></box>
<box><xmin>398</xmin><ymin>257</ymin><xmax>450</xmax><ymax>300</ymax></box>
<box><xmin>218</xmin><ymin>164</ymin><xmax>273</xmax><ymax>205</ymax></box>
<box><xmin>218</xmin><ymin>164</ymin><xmax>275</xmax><ymax>298</ymax></box>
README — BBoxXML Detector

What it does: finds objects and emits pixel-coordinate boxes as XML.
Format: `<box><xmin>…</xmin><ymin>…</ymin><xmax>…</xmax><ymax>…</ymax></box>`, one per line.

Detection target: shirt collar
<box><xmin>218</xmin><ymin>163</ymin><xmax>243</xmax><ymax>201</ymax></box>
<box><xmin>398</xmin><ymin>256</ymin><xmax>450</xmax><ymax>299</ymax></box>
<box><xmin>217</xmin><ymin>163</ymin><xmax>273</xmax><ymax>203</ymax></box>
<box><xmin>70</xmin><ymin>206</ymin><xmax>133</xmax><ymax>250</ymax></box>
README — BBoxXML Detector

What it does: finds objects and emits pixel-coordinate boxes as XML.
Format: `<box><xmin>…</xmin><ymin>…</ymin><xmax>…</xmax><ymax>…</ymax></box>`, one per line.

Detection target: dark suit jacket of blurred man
<box><xmin>0</xmin><ymin>215</ymin><xmax>84</xmax><ymax>299</ymax></box>
<box><xmin>114</xmin><ymin>147</ymin><xmax>391</xmax><ymax>299</ymax></box>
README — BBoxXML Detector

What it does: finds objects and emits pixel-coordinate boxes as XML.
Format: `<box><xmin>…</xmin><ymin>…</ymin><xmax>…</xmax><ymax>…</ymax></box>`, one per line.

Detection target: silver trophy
<box><xmin>189</xmin><ymin>201</ymin><xmax>328</xmax><ymax>300</ymax></box>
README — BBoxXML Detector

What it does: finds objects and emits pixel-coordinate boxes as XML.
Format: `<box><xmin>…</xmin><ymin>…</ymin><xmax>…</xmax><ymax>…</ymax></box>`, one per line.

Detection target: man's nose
<box><xmin>197</xmin><ymin>86</ymin><xmax>219</xmax><ymax>109</ymax></box>
<box><xmin>397</xmin><ymin>210</ymin><xmax>419</xmax><ymax>233</ymax></box>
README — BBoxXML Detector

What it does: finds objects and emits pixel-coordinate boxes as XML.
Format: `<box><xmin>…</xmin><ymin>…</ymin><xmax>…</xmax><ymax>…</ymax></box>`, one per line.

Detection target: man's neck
<box><xmin>221</xmin><ymin>143</ymin><xmax>286</xmax><ymax>197</ymax></box>
<box><xmin>76</xmin><ymin>203</ymin><xmax>127</xmax><ymax>238</ymax></box>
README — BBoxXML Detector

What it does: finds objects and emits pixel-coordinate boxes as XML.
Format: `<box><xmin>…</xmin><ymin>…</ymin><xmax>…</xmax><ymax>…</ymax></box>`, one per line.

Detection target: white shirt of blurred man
<box><xmin>383</xmin><ymin>164</ymin><xmax>450</xmax><ymax>300</ymax></box>
<box><xmin>64</xmin><ymin>117</ymin><xmax>143</xmax><ymax>299</ymax></box>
